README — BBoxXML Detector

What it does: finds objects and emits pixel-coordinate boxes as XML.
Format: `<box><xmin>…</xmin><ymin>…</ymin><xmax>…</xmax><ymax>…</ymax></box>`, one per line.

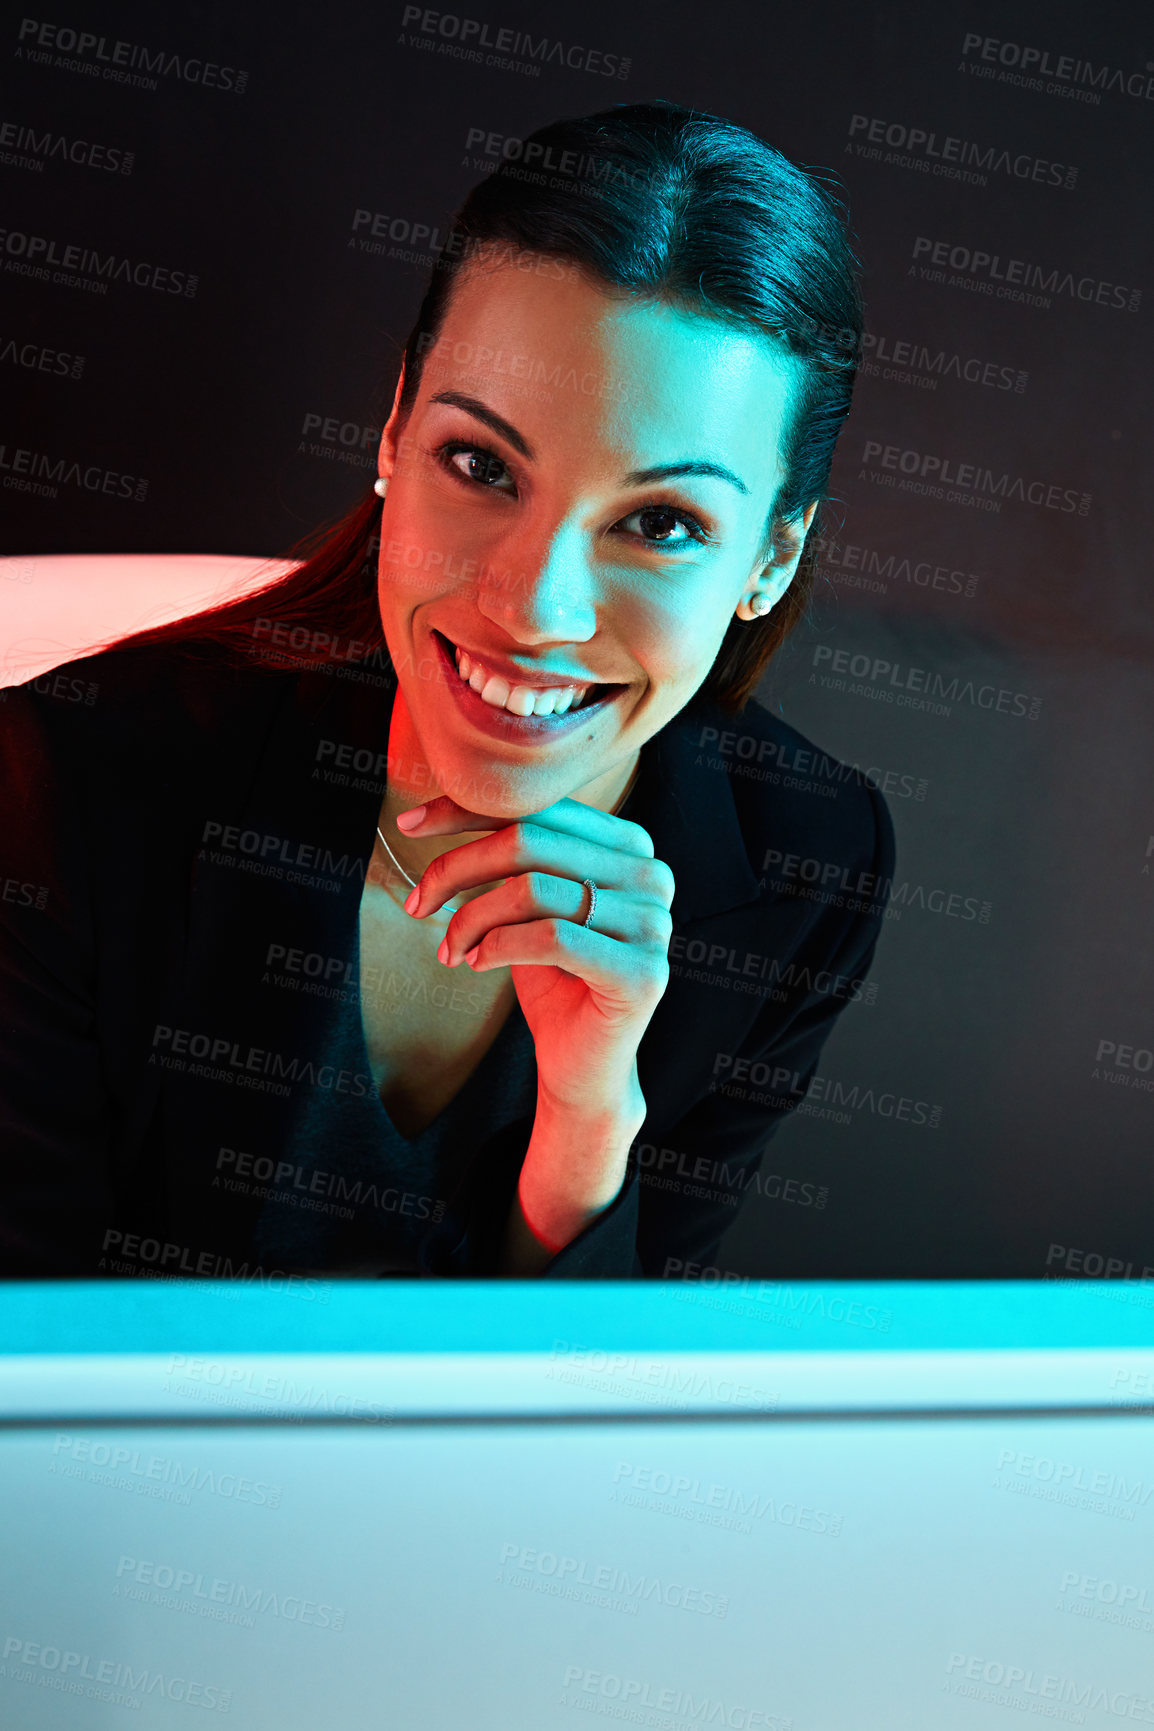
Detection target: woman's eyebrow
<box><xmin>625</xmin><ymin>460</ymin><xmax>749</xmax><ymax>494</ymax></box>
<box><xmin>427</xmin><ymin>391</ymin><xmax>748</xmax><ymax>496</ymax></box>
<box><xmin>428</xmin><ymin>390</ymin><xmax>535</xmax><ymax>460</ymax></box>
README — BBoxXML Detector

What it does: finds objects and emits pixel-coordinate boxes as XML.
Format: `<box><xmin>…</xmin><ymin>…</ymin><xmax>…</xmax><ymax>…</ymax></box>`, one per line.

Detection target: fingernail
<box><xmin>463</xmin><ymin>945</ymin><xmax>481</xmax><ymax>967</ymax></box>
<box><xmin>397</xmin><ymin>805</ymin><xmax>426</xmax><ymax>831</ymax></box>
<box><xmin>436</xmin><ymin>938</ymin><xmax>450</xmax><ymax>965</ymax></box>
<box><xmin>403</xmin><ymin>886</ymin><xmax>420</xmax><ymax>915</ymax></box>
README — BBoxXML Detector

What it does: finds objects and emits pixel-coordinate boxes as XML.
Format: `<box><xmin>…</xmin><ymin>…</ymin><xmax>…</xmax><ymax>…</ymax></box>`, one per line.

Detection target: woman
<box><xmin>0</xmin><ymin>101</ymin><xmax>893</xmax><ymax>1280</ymax></box>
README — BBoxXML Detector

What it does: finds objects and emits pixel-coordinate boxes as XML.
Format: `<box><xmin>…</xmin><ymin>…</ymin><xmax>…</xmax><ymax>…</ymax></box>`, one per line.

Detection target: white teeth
<box><xmin>450</xmin><ymin>640</ymin><xmax>592</xmax><ymax>716</ymax></box>
<box><xmin>506</xmin><ymin>686</ymin><xmax>538</xmax><ymax>717</ymax></box>
<box><xmin>480</xmin><ymin>674</ymin><xmax>511</xmax><ymax>707</ymax></box>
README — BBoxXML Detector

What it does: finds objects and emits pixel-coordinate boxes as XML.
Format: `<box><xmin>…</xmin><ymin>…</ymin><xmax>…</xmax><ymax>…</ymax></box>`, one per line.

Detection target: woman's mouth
<box><xmin>430</xmin><ymin>630</ymin><xmax>628</xmax><ymax>740</ymax></box>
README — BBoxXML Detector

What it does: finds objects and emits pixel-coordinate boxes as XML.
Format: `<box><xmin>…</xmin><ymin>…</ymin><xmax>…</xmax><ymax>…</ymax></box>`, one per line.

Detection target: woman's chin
<box><xmin>428</xmin><ymin>753</ymin><xmax>583</xmax><ymax>819</ymax></box>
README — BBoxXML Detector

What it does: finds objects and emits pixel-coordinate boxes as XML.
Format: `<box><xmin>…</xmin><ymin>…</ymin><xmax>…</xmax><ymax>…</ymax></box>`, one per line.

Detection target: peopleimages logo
<box><xmin>198</xmin><ymin>818</ymin><xmax>369</xmax><ymax>886</ymax></box>
<box><xmin>1056</xmin><ymin>1570</ymin><xmax>1154</xmax><ymax>1635</ymax></box>
<box><xmin>150</xmin><ymin>1023</ymin><xmax>372</xmax><ymax>1099</ymax></box>
<box><xmin>0</xmin><ymin>227</ymin><xmax>197</xmax><ymax>296</ymax></box>
<box><xmin>50</xmin><ymin>1431</ymin><xmax>284</xmax><ymax>1505</ymax></box>
<box><xmin>15</xmin><ymin>18</ymin><xmax>249</xmax><ymax>93</ymax></box>
<box><xmin>944</xmin><ymin>1650</ymin><xmax>1154</xmax><ymax>1719</ymax></box>
<box><xmin>847</xmin><ymin>113</ymin><xmax>1077</xmax><ymax>190</ymax></box>
<box><xmin>710</xmin><ymin>1052</ymin><xmax>944</xmax><ymax>1127</ymax></box>
<box><xmin>0</xmin><ymin>334</ymin><xmax>85</xmax><ymax>379</ymax></box>
<box><xmin>1046</xmin><ymin>1242</ymin><xmax>1154</xmax><ymax>1281</ymax></box>
<box><xmin>349</xmin><ymin>208</ymin><xmax>450</xmax><ymax>264</ymax></box>
<box><xmin>559</xmin><ymin>1667</ymin><xmax>790</xmax><ymax>1728</ymax></box>
<box><xmin>497</xmin><ymin>1541</ymin><xmax>729</xmax><ymax>1618</ymax></box>
<box><xmin>612</xmin><ymin>1460</ymin><xmax>834</xmax><ymax>1534</ymax></box>
<box><xmin>114</xmin><ymin>1554</ymin><xmax>346</xmax><ymax>1630</ymax></box>
<box><xmin>0</xmin><ymin>118</ymin><xmax>134</xmax><ymax>174</ymax></box>
<box><xmin>858</xmin><ymin>333</ymin><xmax>1027</xmax><ymax>396</ymax></box>
<box><xmin>860</xmin><ymin>439</ymin><xmax>1091</xmax><ymax>518</ymax></box>
<box><xmin>960</xmin><ymin>32</ymin><xmax>1154</xmax><ymax>105</ymax></box>
<box><xmin>810</xmin><ymin>641</ymin><xmax>1043</xmax><ymax>723</ymax></box>
<box><xmin>812</xmin><ymin>534</ymin><xmax>980</xmax><ymax>600</ymax></box>
<box><xmin>911</xmin><ymin>235</ymin><xmax>1140</xmax><ymax>313</ymax></box>
<box><xmin>694</xmin><ymin>721</ymin><xmax>928</xmax><ymax>806</ymax></box>
<box><xmin>464</xmin><ymin>127</ymin><xmax>656</xmax><ymax>196</ymax></box>
<box><xmin>0</xmin><ymin>441</ymin><xmax>147</xmax><ymax>502</ymax></box>
<box><xmin>399</xmin><ymin>7</ymin><xmax>631</xmax><ymax>78</ymax></box>
<box><xmin>1</xmin><ymin>1634</ymin><xmax>232</xmax><ymax>1711</ymax></box>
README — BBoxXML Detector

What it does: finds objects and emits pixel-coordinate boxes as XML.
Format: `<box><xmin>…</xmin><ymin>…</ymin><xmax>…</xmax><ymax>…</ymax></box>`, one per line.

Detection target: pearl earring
<box><xmin>373</xmin><ymin>476</ymin><xmax>389</xmax><ymax>499</ymax></box>
<box><xmin>748</xmin><ymin>591</ymin><xmax>772</xmax><ymax>617</ymax></box>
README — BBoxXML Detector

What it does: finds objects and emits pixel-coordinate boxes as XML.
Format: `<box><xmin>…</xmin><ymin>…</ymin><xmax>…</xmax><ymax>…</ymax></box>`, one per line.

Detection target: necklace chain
<box><xmin>374</xmin><ymin>824</ymin><xmax>462</xmax><ymax>914</ymax></box>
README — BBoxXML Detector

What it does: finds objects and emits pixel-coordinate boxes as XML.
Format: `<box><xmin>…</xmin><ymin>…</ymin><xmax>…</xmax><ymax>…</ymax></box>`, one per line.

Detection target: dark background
<box><xmin>3</xmin><ymin>0</ymin><xmax>1152</xmax><ymax>1278</ymax></box>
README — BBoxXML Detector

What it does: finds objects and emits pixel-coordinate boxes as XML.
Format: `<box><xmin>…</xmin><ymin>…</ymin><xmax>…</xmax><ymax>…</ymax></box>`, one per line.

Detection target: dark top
<box><xmin>0</xmin><ymin>641</ymin><xmax>894</xmax><ymax>1280</ymax></box>
<box><xmin>252</xmin><ymin>951</ymin><xmax>538</xmax><ymax>1277</ymax></box>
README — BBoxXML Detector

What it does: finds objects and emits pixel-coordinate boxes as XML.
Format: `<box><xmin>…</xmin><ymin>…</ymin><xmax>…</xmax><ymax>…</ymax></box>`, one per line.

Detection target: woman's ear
<box><xmin>376</xmin><ymin>363</ymin><xmax>407</xmax><ymax>485</ymax></box>
<box><xmin>735</xmin><ymin>500</ymin><xmax>819</xmax><ymax>622</ymax></box>
<box><xmin>772</xmin><ymin>499</ymin><xmax>819</xmax><ymax>572</ymax></box>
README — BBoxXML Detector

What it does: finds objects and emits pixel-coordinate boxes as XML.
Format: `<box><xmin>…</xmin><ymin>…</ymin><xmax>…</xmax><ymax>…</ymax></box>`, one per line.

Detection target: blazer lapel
<box><xmin>626</xmin><ymin>699</ymin><xmax>762</xmax><ymax>926</ymax></box>
<box><xmin>164</xmin><ymin>661</ymin><xmax>397</xmax><ymax>1254</ymax></box>
<box><xmin>626</xmin><ymin>699</ymin><xmax>813</xmax><ymax>1137</ymax></box>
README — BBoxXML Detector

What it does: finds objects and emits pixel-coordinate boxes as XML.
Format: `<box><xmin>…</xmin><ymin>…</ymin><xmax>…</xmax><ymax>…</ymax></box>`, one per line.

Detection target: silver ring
<box><xmin>580</xmin><ymin>878</ymin><xmax>597</xmax><ymax>929</ymax></box>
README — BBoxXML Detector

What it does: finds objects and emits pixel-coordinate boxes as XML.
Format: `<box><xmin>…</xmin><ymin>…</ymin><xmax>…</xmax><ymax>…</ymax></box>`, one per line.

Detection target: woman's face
<box><xmin>376</xmin><ymin>250</ymin><xmax>812</xmax><ymax>817</ymax></box>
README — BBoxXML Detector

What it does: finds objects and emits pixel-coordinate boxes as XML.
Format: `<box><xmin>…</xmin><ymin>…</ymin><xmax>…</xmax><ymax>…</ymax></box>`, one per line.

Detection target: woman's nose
<box><xmin>475</xmin><ymin>522</ymin><xmax>597</xmax><ymax>643</ymax></box>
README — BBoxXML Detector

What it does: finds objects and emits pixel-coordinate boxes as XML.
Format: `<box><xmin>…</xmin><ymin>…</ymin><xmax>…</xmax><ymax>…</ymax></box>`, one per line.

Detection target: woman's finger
<box><xmin>465</xmin><ymin>916</ymin><xmax>670</xmax><ymax>1009</ymax></box>
<box><xmin>406</xmin><ymin>819</ymin><xmax>675</xmax><ymax>919</ymax></box>
<box><xmin>437</xmin><ymin>874</ymin><xmax>674</xmax><ymax>965</ymax></box>
<box><xmin>397</xmin><ymin>790</ymin><xmax>656</xmax><ymax>857</ymax></box>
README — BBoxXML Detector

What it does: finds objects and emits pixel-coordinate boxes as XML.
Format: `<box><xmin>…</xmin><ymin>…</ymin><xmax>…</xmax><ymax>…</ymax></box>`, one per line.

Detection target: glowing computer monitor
<box><xmin>2</xmin><ymin>1279</ymin><xmax>1152</xmax><ymax>1729</ymax></box>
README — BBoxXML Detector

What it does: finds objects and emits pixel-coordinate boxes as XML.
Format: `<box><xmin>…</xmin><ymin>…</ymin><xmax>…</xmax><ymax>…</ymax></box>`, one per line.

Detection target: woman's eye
<box><xmin>444</xmin><ymin>444</ymin><xmax>514</xmax><ymax>491</ymax></box>
<box><xmin>620</xmin><ymin>505</ymin><xmax>708</xmax><ymax>548</ymax></box>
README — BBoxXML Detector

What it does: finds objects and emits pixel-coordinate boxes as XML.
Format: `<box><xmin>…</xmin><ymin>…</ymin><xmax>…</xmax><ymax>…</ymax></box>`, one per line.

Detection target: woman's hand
<box><xmin>398</xmin><ymin>792</ymin><xmax>674</xmax><ymax>1125</ymax></box>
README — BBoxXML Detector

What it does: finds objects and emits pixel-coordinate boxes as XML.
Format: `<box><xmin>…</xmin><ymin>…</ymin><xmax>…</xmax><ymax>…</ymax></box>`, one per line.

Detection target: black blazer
<box><xmin>0</xmin><ymin>641</ymin><xmax>894</xmax><ymax>1280</ymax></box>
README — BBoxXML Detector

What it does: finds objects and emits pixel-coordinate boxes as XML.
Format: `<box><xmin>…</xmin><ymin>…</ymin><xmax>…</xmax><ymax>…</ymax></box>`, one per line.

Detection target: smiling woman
<box><xmin>0</xmin><ymin>101</ymin><xmax>893</xmax><ymax>1281</ymax></box>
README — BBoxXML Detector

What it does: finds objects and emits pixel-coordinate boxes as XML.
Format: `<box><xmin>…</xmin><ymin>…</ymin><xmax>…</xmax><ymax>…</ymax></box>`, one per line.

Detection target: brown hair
<box><xmin>112</xmin><ymin>101</ymin><xmax>862</xmax><ymax>712</ymax></box>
